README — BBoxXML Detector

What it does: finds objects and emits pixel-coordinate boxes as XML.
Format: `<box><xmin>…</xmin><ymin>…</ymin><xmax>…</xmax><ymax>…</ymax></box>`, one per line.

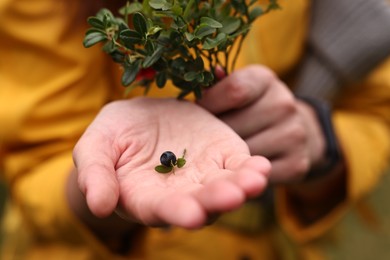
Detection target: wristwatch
<box><xmin>297</xmin><ymin>96</ymin><xmax>343</xmax><ymax>181</ymax></box>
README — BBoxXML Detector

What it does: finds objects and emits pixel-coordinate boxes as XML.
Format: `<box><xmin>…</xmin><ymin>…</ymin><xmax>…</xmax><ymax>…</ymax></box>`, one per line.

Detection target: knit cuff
<box><xmin>295</xmin><ymin>0</ymin><xmax>390</xmax><ymax>100</ymax></box>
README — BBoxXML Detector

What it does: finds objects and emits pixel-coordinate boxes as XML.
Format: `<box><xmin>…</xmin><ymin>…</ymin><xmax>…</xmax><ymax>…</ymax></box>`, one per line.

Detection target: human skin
<box><xmin>197</xmin><ymin>65</ymin><xmax>328</xmax><ymax>183</ymax></box>
<box><xmin>69</xmin><ymin>64</ymin><xmax>345</xmax><ymax>241</ymax></box>
<box><xmin>71</xmin><ymin>97</ymin><xmax>271</xmax><ymax>231</ymax></box>
<box><xmin>197</xmin><ymin>65</ymin><xmax>346</xmax><ymax>223</ymax></box>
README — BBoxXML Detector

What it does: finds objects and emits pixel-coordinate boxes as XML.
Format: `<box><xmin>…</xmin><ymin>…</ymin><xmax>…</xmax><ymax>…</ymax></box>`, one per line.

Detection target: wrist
<box><xmin>297</xmin><ymin>96</ymin><xmax>343</xmax><ymax>181</ymax></box>
<box><xmin>285</xmin><ymin>163</ymin><xmax>346</xmax><ymax>224</ymax></box>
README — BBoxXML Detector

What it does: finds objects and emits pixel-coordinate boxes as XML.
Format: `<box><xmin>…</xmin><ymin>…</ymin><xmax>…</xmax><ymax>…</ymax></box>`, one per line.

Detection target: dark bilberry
<box><xmin>160</xmin><ymin>151</ymin><xmax>177</xmax><ymax>167</ymax></box>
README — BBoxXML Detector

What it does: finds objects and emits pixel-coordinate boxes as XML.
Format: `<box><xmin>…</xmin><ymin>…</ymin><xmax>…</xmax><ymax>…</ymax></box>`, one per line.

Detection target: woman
<box><xmin>1</xmin><ymin>0</ymin><xmax>390</xmax><ymax>259</ymax></box>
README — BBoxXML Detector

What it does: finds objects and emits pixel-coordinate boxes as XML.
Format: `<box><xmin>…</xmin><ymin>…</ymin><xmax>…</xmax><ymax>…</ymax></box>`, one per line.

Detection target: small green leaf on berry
<box><xmin>155</xmin><ymin>165</ymin><xmax>173</xmax><ymax>173</ymax></box>
<box><xmin>176</xmin><ymin>158</ymin><xmax>186</xmax><ymax>168</ymax></box>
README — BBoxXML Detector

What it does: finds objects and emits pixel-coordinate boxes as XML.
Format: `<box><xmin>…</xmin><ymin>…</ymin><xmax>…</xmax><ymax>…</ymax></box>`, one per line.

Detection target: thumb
<box><xmin>73</xmin><ymin>131</ymin><xmax>120</xmax><ymax>218</ymax></box>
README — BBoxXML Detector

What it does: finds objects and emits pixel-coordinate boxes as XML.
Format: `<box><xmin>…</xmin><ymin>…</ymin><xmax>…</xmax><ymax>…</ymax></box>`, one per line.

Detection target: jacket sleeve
<box><xmin>276</xmin><ymin>56</ymin><xmax>390</xmax><ymax>242</ymax></box>
<box><xmin>0</xmin><ymin>0</ymin><xmax>128</xmax><ymax>257</ymax></box>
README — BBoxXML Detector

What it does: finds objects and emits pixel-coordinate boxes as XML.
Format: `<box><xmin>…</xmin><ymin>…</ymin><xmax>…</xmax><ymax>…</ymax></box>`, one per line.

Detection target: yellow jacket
<box><xmin>1</xmin><ymin>0</ymin><xmax>389</xmax><ymax>259</ymax></box>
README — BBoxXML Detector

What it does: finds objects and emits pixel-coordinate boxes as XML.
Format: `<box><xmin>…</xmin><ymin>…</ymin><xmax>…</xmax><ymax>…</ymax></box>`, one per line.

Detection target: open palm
<box><xmin>73</xmin><ymin>97</ymin><xmax>270</xmax><ymax>229</ymax></box>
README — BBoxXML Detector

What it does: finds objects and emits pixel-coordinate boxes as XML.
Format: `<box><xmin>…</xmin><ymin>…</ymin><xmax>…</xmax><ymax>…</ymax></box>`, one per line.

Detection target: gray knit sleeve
<box><xmin>294</xmin><ymin>0</ymin><xmax>390</xmax><ymax>101</ymax></box>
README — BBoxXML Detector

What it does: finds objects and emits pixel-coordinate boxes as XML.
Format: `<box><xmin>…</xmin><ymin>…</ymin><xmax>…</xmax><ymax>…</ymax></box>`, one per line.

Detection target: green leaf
<box><xmin>219</xmin><ymin>17</ymin><xmax>241</xmax><ymax>34</ymax></box>
<box><xmin>109</xmin><ymin>50</ymin><xmax>125</xmax><ymax>63</ymax></box>
<box><xmin>133</xmin><ymin>12</ymin><xmax>148</xmax><ymax>36</ymax></box>
<box><xmin>87</xmin><ymin>17</ymin><xmax>105</xmax><ymax>29</ymax></box>
<box><xmin>152</xmin><ymin>57</ymin><xmax>168</xmax><ymax>71</ymax></box>
<box><xmin>202</xmin><ymin>39</ymin><xmax>215</xmax><ymax>50</ymax></box>
<box><xmin>85</xmin><ymin>27</ymin><xmax>106</xmax><ymax>35</ymax></box>
<box><xmin>149</xmin><ymin>0</ymin><xmax>172</xmax><ymax>10</ymax></box>
<box><xmin>173</xmin><ymin>16</ymin><xmax>187</xmax><ymax>30</ymax></box>
<box><xmin>147</xmin><ymin>26</ymin><xmax>163</xmax><ymax>36</ymax></box>
<box><xmin>177</xmin><ymin>45</ymin><xmax>192</xmax><ymax>59</ymax></box>
<box><xmin>169</xmin><ymin>31</ymin><xmax>183</xmax><ymax>45</ymax></box>
<box><xmin>118</xmin><ymin>22</ymin><xmax>129</xmax><ymax>32</ymax></box>
<box><xmin>219</xmin><ymin>3</ymin><xmax>232</xmax><ymax>18</ymax></box>
<box><xmin>124</xmin><ymin>81</ymin><xmax>141</xmax><ymax>97</ymax></box>
<box><xmin>122</xmin><ymin>60</ymin><xmax>141</xmax><ymax>86</ymax></box>
<box><xmin>155</xmin><ymin>165</ymin><xmax>173</xmax><ymax>173</ymax></box>
<box><xmin>217</xmin><ymin>38</ymin><xmax>233</xmax><ymax>51</ymax></box>
<box><xmin>193</xmin><ymin>86</ymin><xmax>203</xmax><ymax>99</ymax></box>
<box><xmin>96</xmin><ymin>8</ymin><xmax>115</xmax><ymax>20</ymax></box>
<box><xmin>267</xmin><ymin>1</ymin><xmax>281</xmax><ymax>11</ymax></box>
<box><xmin>145</xmin><ymin>40</ymin><xmax>155</xmax><ymax>56</ymax></box>
<box><xmin>202</xmin><ymin>32</ymin><xmax>227</xmax><ymax>50</ymax></box>
<box><xmin>176</xmin><ymin>158</ymin><xmax>186</xmax><ymax>168</ymax></box>
<box><xmin>231</xmin><ymin>0</ymin><xmax>247</xmax><ymax>14</ymax></box>
<box><xmin>102</xmin><ymin>40</ymin><xmax>116</xmax><ymax>53</ymax></box>
<box><xmin>156</xmin><ymin>72</ymin><xmax>167</xmax><ymax>88</ymax></box>
<box><xmin>184</xmin><ymin>71</ymin><xmax>199</xmax><ymax>81</ymax></box>
<box><xmin>171</xmin><ymin>57</ymin><xmax>186</xmax><ymax>72</ymax></box>
<box><xmin>249</xmin><ymin>7</ymin><xmax>264</xmax><ymax>21</ymax></box>
<box><xmin>183</xmin><ymin>0</ymin><xmax>195</xmax><ymax>21</ymax></box>
<box><xmin>119</xmin><ymin>2</ymin><xmax>143</xmax><ymax>15</ymax></box>
<box><xmin>83</xmin><ymin>32</ymin><xmax>107</xmax><ymax>48</ymax></box>
<box><xmin>185</xmin><ymin>32</ymin><xmax>195</xmax><ymax>41</ymax></box>
<box><xmin>195</xmin><ymin>72</ymin><xmax>204</xmax><ymax>83</ymax></box>
<box><xmin>202</xmin><ymin>71</ymin><xmax>214</xmax><ymax>85</ymax></box>
<box><xmin>171</xmin><ymin>4</ymin><xmax>183</xmax><ymax>16</ymax></box>
<box><xmin>194</xmin><ymin>24</ymin><xmax>216</xmax><ymax>39</ymax></box>
<box><xmin>120</xmin><ymin>29</ymin><xmax>143</xmax><ymax>45</ymax></box>
<box><xmin>230</xmin><ymin>24</ymin><xmax>251</xmax><ymax>37</ymax></box>
<box><xmin>177</xmin><ymin>89</ymin><xmax>192</xmax><ymax>99</ymax></box>
<box><xmin>115</xmin><ymin>17</ymin><xmax>127</xmax><ymax>27</ymax></box>
<box><xmin>200</xmin><ymin>17</ymin><xmax>223</xmax><ymax>28</ymax></box>
<box><xmin>102</xmin><ymin>12</ymin><xmax>116</xmax><ymax>28</ymax></box>
<box><xmin>215</xmin><ymin>32</ymin><xmax>228</xmax><ymax>42</ymax></box>
<box><xmin>142</xmin><ymin>45</ymin><xmax>164</xmax><ymax>67</ymax></box>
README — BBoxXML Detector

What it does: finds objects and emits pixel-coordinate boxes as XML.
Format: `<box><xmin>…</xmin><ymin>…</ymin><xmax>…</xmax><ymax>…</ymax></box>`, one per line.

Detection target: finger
<box><xmin>155</xmin><ymin>193</ymin><xmax>207</xmax><ymax>229</ymax></box>
<box><xmin>268</xmin><ymin>153</ymin><xmax>310</xmax><ymax>183</ymax></box>
<box><xmin>229</xmin><ymin>156</ymin><xmax>270</xmax><ymax>197</ymax></box>
<box><xmin>245</xmin><ymin>116</ymin><xmax>306</xmax><ymax>157</ymax></box>
<box><xmin>219</xmin><ymin>83</ymin><xmax>296</xmax><ymax>138</ymax></box>
<box><xmin>244</xmin><ymin>119</ymin><xmax>311</xmax><ymax>183</ymax></box>
<box><xmin>197</xmin><ymin>65</ymin><xmax>272</xmax><ymax>114</ymax></box>
<box><xmin>194</xmin><ymin>179</ymin><xmax>245</xmax><ymax>213</ymax></box>
<box><xmin>123</xmin><ymin>187</ymin><xmax>207</xmax><ymax>229</ymax></box>
<box><xmin>73</xmin><ymin>131</ymin><xmax>120</xmax><ymax>217</ymax></box>
<box><xmin>81</xmin><ymin>164</ymin><xmax>120</xmax><ymax>218</ymax></box>
<box><xmin>223</xmin><ymin>155</ymin><xmax>270</xmax><ymax>196</ymax></box>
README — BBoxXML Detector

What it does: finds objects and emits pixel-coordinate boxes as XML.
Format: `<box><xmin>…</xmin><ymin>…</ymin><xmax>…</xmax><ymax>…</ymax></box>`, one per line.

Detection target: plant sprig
<box><xmin>83</xmin><ymin>0</ymin><xmax>280</xmax><ymax>99</ymax></box>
